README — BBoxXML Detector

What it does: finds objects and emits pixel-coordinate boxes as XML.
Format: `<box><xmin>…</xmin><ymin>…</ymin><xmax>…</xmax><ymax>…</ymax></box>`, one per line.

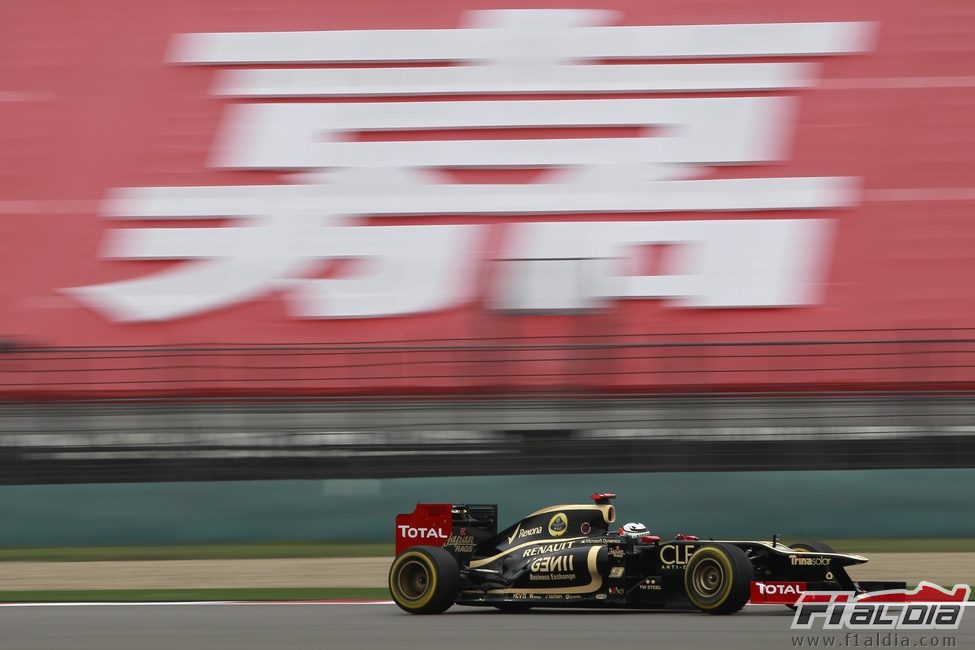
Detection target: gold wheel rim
<box><xmin>396</xmin><ymin>559</ymin><xmax>432</xmax><ymax>601</ymax></box>
<box><xmin>691</xmin><ymin>557</ymin><xmax>725</xmax><ymax>598</ymax></box>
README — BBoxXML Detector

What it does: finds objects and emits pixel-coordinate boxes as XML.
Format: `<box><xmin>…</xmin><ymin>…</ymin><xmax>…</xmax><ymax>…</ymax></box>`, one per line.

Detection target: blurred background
<box><xmin>2</xmin><ymin>0</ymin><xmax>975</xmax><ymax>560</ymax></box>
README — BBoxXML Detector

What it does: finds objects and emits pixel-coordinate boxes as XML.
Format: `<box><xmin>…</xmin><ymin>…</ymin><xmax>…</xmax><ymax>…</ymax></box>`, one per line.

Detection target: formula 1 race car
<box><xmin>389</xmin><ymin>493</ymin><xmax>906</xmax><ymax>614</ymax></box>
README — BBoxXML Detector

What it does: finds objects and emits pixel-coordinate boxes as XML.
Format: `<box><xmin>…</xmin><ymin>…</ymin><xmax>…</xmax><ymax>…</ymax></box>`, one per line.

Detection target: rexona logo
<box><xmin>791</xmin><ymin>582</ymin><xmax>971</xmax><ymax>631</ymax></box>
<box><xmin>548</xmin><ymin>513</ymin><xmax>569</xmax><ymax>537</ymax></box>
<box><xmin>396</xmin><ymin>525</ymin><xmax>449</xmax><ymax>540</ymax></box>
<box><xmin>66</xmin><ymin>9</ymin><xmax>873</xmax><ymax>323</ymax></box>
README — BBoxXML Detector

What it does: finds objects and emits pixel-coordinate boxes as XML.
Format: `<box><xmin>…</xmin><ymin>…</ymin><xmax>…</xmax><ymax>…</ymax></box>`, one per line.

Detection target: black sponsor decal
<box><xmin>659</xmin><ymin>543</ymin><xmax>695</xmax><ymax>568</ymax></box>
<box><xmin>444</xmin><ymin>534</ymin><xmax>476</xmax><ymax>553</ymax></box>
<box><xmin>521</xmin><ymin>541</ymin><xmax>576</xmax><ymax>557</ymax></box>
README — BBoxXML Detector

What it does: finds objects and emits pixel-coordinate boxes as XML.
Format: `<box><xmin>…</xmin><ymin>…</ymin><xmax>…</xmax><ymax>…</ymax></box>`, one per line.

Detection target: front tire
<box><xmin>389</xmin><ymin>546</ymin><xmax>460</xmax><ymax>614</ymax></box>
<box><xmin>683</xmin><ymin>544</ymin><xmax>753</xmax><ymax>615</ymax></box>
<box><xmin>789</xmin><ymin>540</ymin><xmax>835</xmax><ymax>554</ymax></box>
<box><xmin>785</xmin><ymin>541</ymin><xmax>835</xmax><ymax>610</ymax></box>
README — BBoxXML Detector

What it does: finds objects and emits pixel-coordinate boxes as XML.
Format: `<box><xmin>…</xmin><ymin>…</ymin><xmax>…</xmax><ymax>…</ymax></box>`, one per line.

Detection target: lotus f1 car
<box><xmin>389</xmin><ymin>493</ymin><xmax>906</xmax><ymax>614</ymax></box>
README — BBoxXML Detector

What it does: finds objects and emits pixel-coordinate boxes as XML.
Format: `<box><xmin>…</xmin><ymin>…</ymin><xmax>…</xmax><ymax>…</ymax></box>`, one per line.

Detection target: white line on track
<box><xmin>0</xmin><ymin>600</ymin><xmax>395</xmax><ymax>608</ymax></box>
<box><xmin>3</xmin><ymin>601</ymin><xmax>972</xmax><ymax>609</ymax></box>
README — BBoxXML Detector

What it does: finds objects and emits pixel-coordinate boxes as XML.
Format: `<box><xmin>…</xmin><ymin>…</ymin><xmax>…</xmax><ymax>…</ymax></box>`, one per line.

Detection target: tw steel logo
<box><xmin>65</xmin><ymin>9</ymin><xmax>873</xmax><ymax>323</ymax></box>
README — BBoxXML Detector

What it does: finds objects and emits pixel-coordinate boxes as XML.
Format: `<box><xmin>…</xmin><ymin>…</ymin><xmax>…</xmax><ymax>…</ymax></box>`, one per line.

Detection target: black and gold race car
<box><xmin>389</xmin><ymin>493</ymin><xmax>904</xmax><ymax>614</ymax></box>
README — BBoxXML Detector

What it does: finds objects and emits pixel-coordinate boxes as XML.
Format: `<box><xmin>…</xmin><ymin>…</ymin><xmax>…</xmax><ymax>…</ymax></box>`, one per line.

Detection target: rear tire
<box><xmin>683</xmin><ymin>544</ymin><xmax>753</xmax><ymax>615</ymax></box>
<box><xmin>389</xmin><ymin>546</ymin><xmax>460</xmax><ymax>614</ymax></box>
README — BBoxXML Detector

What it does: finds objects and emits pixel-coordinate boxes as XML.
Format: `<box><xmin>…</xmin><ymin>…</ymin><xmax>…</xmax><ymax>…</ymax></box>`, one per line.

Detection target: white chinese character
<box><xmin>66</xmin><ymin>10</ymin><xmax>873</xmax><ymax>322</ymax></box>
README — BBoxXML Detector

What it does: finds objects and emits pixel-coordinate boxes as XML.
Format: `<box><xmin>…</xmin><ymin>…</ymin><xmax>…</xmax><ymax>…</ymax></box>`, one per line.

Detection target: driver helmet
<box><xmin>618</xmin><ymin>522</ymin><xmax>649</xmax><ymax>538</ymax></box>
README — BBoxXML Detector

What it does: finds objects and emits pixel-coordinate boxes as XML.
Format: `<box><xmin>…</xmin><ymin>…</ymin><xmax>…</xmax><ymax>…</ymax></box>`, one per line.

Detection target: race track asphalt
<box><xmin>2</xmin><ymin>603</ymin><xmax>972</xmax><ymax>650</ymax></box>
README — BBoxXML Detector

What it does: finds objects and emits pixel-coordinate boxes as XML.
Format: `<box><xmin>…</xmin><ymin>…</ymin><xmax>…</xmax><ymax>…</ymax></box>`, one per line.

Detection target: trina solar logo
<box><xmin>65</xmin><ymin>10</ymin><xmax>874</xmax><ymax>323</ymax></box>
<box><xmin>791</xmin><ymin>582</ymin><xmax>971</xmax><ymax>631</ymax></box>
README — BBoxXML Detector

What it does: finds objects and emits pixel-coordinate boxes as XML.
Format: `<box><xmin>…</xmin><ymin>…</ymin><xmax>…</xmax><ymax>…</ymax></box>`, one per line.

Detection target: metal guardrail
<box><xmin>1</xmin><ymin>393</ymin><xmax>975</xmax><ymax>484</ymax></box>
<box><xmin>2</xmin><ymin>328</ymin><xmax>975</xmax><ymax>398</ymax></box>
<box><xmin>2</xmin><ymin>329</ymin><xmax>975</xmax><ymax>483</ymax></box>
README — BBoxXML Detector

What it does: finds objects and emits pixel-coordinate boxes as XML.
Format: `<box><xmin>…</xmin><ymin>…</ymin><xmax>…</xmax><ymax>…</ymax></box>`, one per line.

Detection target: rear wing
<box><xmin>395</xmin><ymin>503</ymin><xmax>498</xmax><ymax>555</ymax></box>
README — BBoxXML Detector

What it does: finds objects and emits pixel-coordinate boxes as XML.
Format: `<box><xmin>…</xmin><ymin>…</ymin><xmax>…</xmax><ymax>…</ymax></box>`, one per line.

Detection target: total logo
<box><xmin>756</xmin><ymin>582</ymin><xmax>805</xmax><ymax>596</ymax></box>
<box><xmin>749</xmin><ymin>581</ymin><xmax>808</xmax><ymax>604</ymax></box>
<box><xmin>397</xmin><ymin>525</ymin><xmax>449</xmax><ymax>540</ymax></box>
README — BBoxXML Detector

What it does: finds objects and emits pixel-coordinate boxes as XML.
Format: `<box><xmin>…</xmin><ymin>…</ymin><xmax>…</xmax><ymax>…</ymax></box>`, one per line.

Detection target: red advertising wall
<box><xmin>3</xmin><ymin>0</ymin><xmax>975</xmax><ymax>396</ymax></box>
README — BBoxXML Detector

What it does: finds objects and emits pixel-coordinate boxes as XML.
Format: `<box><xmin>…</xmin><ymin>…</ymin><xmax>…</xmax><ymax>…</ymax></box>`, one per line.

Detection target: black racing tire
<box><xmin>493</xmin><ymin>602</ymin><xmax>533</xmax><ymax>613</ymax></box>
<box><xmin>389</xmin><ymin>546</ymin><xmax>461</xmax><ymax>614</ymax></box>
<box><xmin>789</xmin><ymin>540</ymin><xmax>835</xmax><ymax>554</ymax></box>
<box><xmin>683</xmin><ymin>543</ymin><xmax>753</xmax><ymax>615</ymax></box>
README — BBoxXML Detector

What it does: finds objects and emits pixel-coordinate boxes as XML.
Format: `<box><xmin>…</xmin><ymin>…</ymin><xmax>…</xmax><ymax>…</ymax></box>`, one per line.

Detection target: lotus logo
<box><xmin>548</xmin><ymin>512</ymin><xmax>569</xmax><ymax>537</ymax></box>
